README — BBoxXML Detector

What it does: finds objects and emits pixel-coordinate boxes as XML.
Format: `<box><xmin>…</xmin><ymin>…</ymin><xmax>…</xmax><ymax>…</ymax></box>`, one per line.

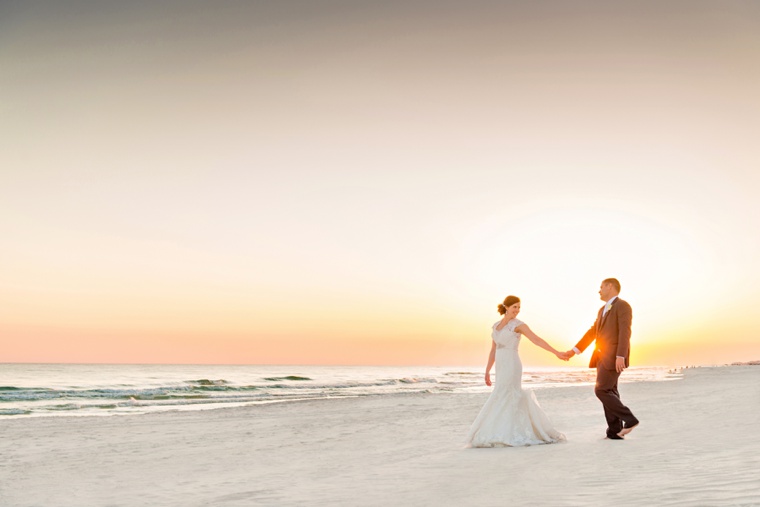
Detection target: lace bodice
<box><xmin>492</xmin><ymin>318</ymin><xmax>524</xmax><ymax>350</ymax></box>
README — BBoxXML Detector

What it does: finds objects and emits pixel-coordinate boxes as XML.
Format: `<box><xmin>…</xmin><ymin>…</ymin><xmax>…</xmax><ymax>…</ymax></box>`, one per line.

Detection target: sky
<box><xmin>2</xmin><ymin>0</ymin><xmax>759</xmax><ymax>367</ymax></box>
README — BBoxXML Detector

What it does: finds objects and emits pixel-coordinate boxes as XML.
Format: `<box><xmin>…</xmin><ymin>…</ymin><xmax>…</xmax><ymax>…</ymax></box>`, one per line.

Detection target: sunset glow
<box><xmin>2</xmin><ymin>1</ymin><xmax>759</xmax><ymax>367</ymax></box>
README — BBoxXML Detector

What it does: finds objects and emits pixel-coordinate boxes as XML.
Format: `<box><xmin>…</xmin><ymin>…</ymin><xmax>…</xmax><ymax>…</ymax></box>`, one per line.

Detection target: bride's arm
<box><xmin>515</xmin><ymin>324</ymin><xmax>563</xmax><ymax>358</ymax></box>
<box><xmin>485</xmin><ymin>341</ymin><xmax>496</xmax><ymax>386</ymax></box>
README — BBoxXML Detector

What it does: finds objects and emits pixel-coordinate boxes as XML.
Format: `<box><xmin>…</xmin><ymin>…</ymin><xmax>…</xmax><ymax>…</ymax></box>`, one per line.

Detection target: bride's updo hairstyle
<box><xmin>497</xmin><ymin>295</ymin><xmax>520</xmax><ymax>315</ymax></box>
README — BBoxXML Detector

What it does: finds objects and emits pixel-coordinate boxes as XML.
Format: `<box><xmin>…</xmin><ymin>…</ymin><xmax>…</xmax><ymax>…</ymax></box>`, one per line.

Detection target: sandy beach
<box><xmin>2</xmin><ymin>365</ymin><xmax>759</xmax><ymax>506</ymax></box>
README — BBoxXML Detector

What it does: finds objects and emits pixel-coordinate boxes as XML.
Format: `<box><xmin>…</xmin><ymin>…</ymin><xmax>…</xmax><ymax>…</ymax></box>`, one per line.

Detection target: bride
<box><xmin>466</xmin><ymin>295</ymin><xmax>566</xmax><ymax>447</ymax></box>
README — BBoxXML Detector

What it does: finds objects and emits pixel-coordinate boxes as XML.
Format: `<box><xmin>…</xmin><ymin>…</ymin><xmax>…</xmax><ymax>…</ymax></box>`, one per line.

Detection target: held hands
<box><xmin>556</xmin><ymin>349</ymin><xmax>575</xmax><ymax>361</ymax></box>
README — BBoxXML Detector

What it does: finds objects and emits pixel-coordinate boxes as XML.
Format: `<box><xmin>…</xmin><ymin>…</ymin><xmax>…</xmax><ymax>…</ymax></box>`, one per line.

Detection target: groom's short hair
<box><xmin>603</xmin><ymin>278</ymin><xmax>621</xmax><ymax>292</ymax></box>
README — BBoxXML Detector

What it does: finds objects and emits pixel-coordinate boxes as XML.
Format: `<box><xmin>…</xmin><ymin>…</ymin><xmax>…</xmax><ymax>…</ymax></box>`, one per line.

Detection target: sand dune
<box><xmin>2</xmin><ymin>366</ymin><xmax>759</xmax><ymax>506</ymax></box>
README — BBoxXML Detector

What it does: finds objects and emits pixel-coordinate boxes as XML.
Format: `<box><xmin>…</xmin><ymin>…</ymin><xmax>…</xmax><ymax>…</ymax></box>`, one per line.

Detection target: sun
<box><xmin>443</xmin><ymin>205</ymin><xmax>709</xmax><ymax>364</ymax></box>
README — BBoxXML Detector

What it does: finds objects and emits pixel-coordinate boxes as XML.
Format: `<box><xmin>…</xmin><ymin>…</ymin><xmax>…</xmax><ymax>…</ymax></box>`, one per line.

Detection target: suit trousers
<box><xmin>595</xmin><ymin>365</ymin><xmax>637</xmax><ymax>436</ymax></box>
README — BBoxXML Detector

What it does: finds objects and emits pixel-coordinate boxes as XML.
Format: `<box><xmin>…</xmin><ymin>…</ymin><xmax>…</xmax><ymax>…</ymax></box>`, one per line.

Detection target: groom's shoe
<box><xmin>606</xmin><ymin>433</ymin><xmax>624</xmax><ymax>440</ymax></box>
<box><xmin>618</xmin><ymin>418</ymin><xmax>640</xmax><ymax>438</ymax></box>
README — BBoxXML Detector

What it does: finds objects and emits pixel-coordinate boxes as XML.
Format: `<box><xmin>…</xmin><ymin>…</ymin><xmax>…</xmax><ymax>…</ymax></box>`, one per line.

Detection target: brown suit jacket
<box><xmin>574</xmin><ymin>297</ymin><xmax>633</xmax><ymax>370</ymax></box>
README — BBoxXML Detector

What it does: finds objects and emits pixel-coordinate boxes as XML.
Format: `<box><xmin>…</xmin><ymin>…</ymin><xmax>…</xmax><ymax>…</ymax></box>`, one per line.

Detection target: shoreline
<box><xmin>0</xmin><ymin>364</ymin><xmax>683</xmax><ymax>420</ymax></box>
<box><xmin>2</xmin><ymin>365</ymin><xmax>759</xmax><ymax>506</ymax></box>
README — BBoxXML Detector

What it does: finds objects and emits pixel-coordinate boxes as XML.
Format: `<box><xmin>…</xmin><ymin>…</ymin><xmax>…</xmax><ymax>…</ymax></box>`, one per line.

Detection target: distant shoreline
<box><xmin>1</xmin><ymin>361</ymin><xmax>758</xmax><ymax>367</ymax></box>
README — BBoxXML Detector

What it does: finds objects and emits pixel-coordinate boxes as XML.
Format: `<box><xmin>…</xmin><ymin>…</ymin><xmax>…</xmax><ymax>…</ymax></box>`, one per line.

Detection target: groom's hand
<box><xmin>615</xmin><ymin>357</ymin><xmax>626</xmax><ymax>373</ymax></box>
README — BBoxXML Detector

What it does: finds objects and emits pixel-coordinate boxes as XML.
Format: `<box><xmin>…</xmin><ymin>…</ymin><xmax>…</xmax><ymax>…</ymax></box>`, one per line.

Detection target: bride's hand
<box><xmin>485</xmin><ymin>372</ymin><xmax>492</xmax><ymax>386</ymax></box>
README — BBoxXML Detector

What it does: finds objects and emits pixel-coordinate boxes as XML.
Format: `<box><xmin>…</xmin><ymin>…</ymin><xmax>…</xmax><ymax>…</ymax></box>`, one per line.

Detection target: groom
<box><xmin>564</xmin><ymin>278</ymin><xmax>639</xmax><ymax>440</ymax></box>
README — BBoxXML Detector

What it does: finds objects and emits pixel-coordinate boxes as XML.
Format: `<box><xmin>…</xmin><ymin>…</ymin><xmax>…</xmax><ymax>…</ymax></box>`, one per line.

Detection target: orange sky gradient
<box><xmin>2</xmin><ymin>1</ymin><xmax>760</xmax><ymax>367</ymax></box>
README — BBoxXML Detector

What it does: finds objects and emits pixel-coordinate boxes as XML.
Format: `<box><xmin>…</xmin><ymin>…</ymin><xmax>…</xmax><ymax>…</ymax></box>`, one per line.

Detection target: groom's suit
<box><xmin>574</xmin><ymin>297</ymin><xmax>638</xmax><ymax>438</ymax></box>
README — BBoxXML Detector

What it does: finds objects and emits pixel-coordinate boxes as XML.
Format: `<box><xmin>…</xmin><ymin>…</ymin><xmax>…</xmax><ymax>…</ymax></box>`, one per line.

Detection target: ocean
<box><xmin>0</xmin><ymin>363</ymin><xmax>683</xmax><ymax>419</ymax></box>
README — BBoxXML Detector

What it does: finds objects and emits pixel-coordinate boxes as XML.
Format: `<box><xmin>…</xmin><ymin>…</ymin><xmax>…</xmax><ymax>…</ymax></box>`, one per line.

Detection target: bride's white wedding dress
<box><xmin>466</xmin><ymin>318</ymin><xmax>565</xmax><ymax>447</ymax></box>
